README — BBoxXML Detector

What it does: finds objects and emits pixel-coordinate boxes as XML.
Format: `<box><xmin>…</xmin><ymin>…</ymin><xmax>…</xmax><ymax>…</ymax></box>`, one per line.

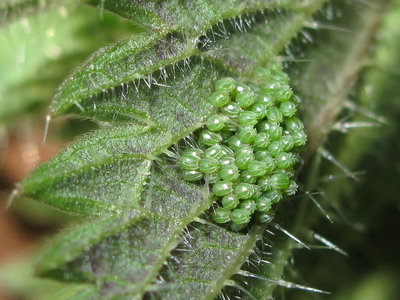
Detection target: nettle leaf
<box><xmin>63</xmin><ymin>60</ymin><xmax>218</xmax><ymax>126</ymax></box>
<box><xmin>50</xmin><ymin>0</ymin><xmax>323</xmax><ymax>118</ymax></box>
<box><xmin>204</xmin><ymin>5</ymin><xmax>324</xmax><ymax>74</ymax></box>
<box><xmin>22</xmin><ymin>125</ymin><xmax>171</xmax><ymax>215</ymax></box>
<box><xmin>154</xmin><ymin>224</ymin><xmax>265</xmax><ymax>300</ymax></box>
<box><xmin>20</xmin><ymin>0</ymin><xmax>384</xmax><ymax>299</ymax></box>
<box><xmin>35</xmin><ymin>165</ymin><xmax>218</xmax><ymax>299</ymax></box>
<box><xmin>50</xmin><ymin>31</ymin><xmax>196</xmax><ymax>116</ymax></box>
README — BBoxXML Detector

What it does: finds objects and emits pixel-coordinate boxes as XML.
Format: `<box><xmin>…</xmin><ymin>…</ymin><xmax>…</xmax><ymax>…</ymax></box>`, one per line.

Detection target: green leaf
<box><xmin>50</xmin><ymin>0</ymin><xmax>325</xmax><ymax>119</ymax></box>
<box><xmin>60</xmin><ymin>60</ymin><xmax>218</xmax><ymax>126</ymax></box>
<box><xmin>35</xmin><ymin>165</ymin><xmax>218</xmax><ymax>298</ymax></box>
<box><xmin>21</xmin><ymin>125</ymin><xmax>171</xmax><ymax>215</ymax></box>
<box><xmin>50</xmin><ymin>31</ymin><xmax>196</xmax><ymax>116</ymax></box>
<box><xmin>154</xmin><ymin>224</ymin><xmax>264</xmax><ymax>300</ymax></box>
<box><xmin>205</xmin><ymin>2</ymin><xmax>325</xmax><ymax>75</ymax></box>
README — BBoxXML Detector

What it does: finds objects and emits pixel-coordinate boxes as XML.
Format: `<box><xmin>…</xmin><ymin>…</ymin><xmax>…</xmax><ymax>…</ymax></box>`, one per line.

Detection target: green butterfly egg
<box><xmin>267</xmin><ymin>140</ymin><xmax>284</xmax><ymax>157</ymax></box>
<box><xmin>275</xmin><ymin>152</ymin><xmax>296</xmax><ymax>169</ymax></box>
<box><xmin>270</xmin><ymin>171</ymin><xmax>291</xmax><ymax>189</ymax></box>
<box><xmin>250</xmin><ymin>102</ymin><xmax>268</xmax><ymax>119</ymax></box>
<box><xmin>227</xmin><ymin>135</ymin><xmax>243</xmax><ymax>151</ymax></box>
<box><xmin>256</xmin><ymin>175</ymin><xmax>271</xmax><ymax>192</ymax></box>
<box><xmin>239</xmin><ymin>170</ymin><xmax>257</xmax><ymax>184</ymax></box>
<box><xmin>199</xmin><ymin>157</ymin><xmax>220</xmax><ymax>174</ymax></box>
<box><xmin>205</xmin><ymin>172</ymin><xmax>220</xmax><ymax>184</ymax></box>
<box><xmin>221</xmin><ymin>194</ymin><xmax>240</xmax><ymax>210</ymax></box>
<box><xmin>263</xmin><ymin>190</ymin><xmax>283</xmax><ymax>204</ymax></box>
<box><xmin>261</xmin><ymin>155</ymin><xmax>276</xmax><ymax>173</ymax></box>
<box><xmin>279</xmin><ymin>101</ymin><xmax>297</xmax><ymax>117</ymax></box>
<box><xmin>204</xmin><ymin>144</ymin><xmax>224</xmax><ymax>160</ymax></box>
<box><xmin>231</xmin><ymin>208</ymin><xmax>251</xmax><ymax>224</ymax></box>
<box><xmin>208</xmin><ymin>91</ymin><xmax>230</xmax><ymax>107</ymax></box>
<box><xmin>234</xmin><ymin>84</ymin><xmax>251</xmax><ymax>95</ymax></box>
<box><xmin>212</xmin><ymin>181</ymin><xmax>234</xmax><ymax>196</ymax></box>
<box><xmin>220</xmin><ymin>156</ymin><xmax>236</xmax><ymax>166</ymax></box>
<box><xmin>254</xmin><ymin>150</ymin><xmax>270</xmax><ymax>161</ymax></box>
<box><xmin>221</xmin><ymin>102</ymin><xmax>242</xmax><ymax>118</ymax></box>
<box><xmin>182</xmin><ymin>170</ymin><xmax>203</xmax><ymax>182</ymax></box>
<box><xmin>220</xmin><ymin>144</ymin><xmax>235</xmax><ymax>157</ymax></box>
<box><xmin>235</xmin><ymin>183</ymin><xmax>257</xmax><ymax>199</ymax></box>
<box><xmin>230</xmin><ymin>223</ymin><xmax>248</xmax><ymax>232</ymax></box>
<box><xmin>234</xmin><ymin>144</ymin><xmax>253</xmax><ymax>156</ymax></box>
<box><xmin>266</xmin><ymin>106</ymin><xmax>283</xmax><ymax>123</ymax></box>
<box><xmin>279</xmin><ymin>135</ymin><xmax>295</xmax><ymax>152</ymax></box>
<box><xmin>206</xmin><ymin>114</ymin><xmax>227</xmax><ymax>131</ymax></box>
<box><xmin>238</xmin><ymin>111</ymin><xmax>258</xmax><ymax>126</ymax></box>
<box><xmin>223</xmin><ymin>120</ymin><xmax>237</xmax><ymax>132</ymax></box>
<box><xmin>258</xmin><ymin>122</ymin><xmax>283</xmax><ymax>140</ymax></box>
<box><xmin>274</xmin><ymin>85</ymin><xmax>293</xmax><ymax>102</ymax></box>
<box><xmin>260</xmin><ymin>82</ymin><xmax>279</xmax><ymax>94</ymax></box>
<box><xmin>239</xmin><ymin>199</ymin><xmax>256</xmax><ymax>214</ymax></box>
<box><xmin>253</xmin><ymin>132</ymin><xmax>270</xmax><ymax>150</ymax></box>
<box><xmin>285</xmin><ymin>116</ymin><xmax>304</xmax><ymax>132</ymax></box>
<box><xmin>179</xmin><ymin>148</ymin><xmax>202</xmax><ymax>170</ymax></box>
<box><xmin>212</xmin><ymin>207</ymin><xmax>231</xmax><ymax>224</ymax></box>
<box><xmin>256</xmin><ymin>196</ymin><xmax>272</xmax><ymax>212</ymax></box>
<box><xmin>220</xmin><ymin>164</ymin><xmax>240</xmax><ymax>182</ymax></box>
<box><xmin>247</xmin><ymin>160</ymin><xmax>268</xmax><ymax>177</ymax></box>
<box><xmin>200</xmin><ymin>130</ymin><xmax>223</xmax><ymax>146</ymax></box>
<box><xmin>235</xmin><ymin>152</ymin><xmax>254</xmax><ymax>170</ymax></box>
<box><xmin>256</xmin><ymin>93</ymin><xmax>274</xmax><ymax>108</ymax></box>
<box><xmin>236</xmin><ymin>89</ymin><xmax>255</xmax><ymax>108</ymax></box>
<box><xmin>283</xmin><ymin>180</ymin><xmax>298</xmax><ymax>195</ymax></box>
<box><xmin>219</xmin><ymin>130</ymin><xmax>234</xmax><ymax>141</ymax></box>
<box><xmin>179</xmin><ymin>62</ymin><xmax>306</xmax><ymax>230</ymax></box>
<box><xmin>292</xmin><ymin>130</ymin><xmax>307</xmax><ymax>146</ymax></box>
<box><xmin>256</xmin><ymin>212</ymin><xmax>273</xmax><ymax>223</ymax></box>
<box><xmin>237</xmin><ymin>126</ymin><xmax>257</xmax><ymax>144</ymax></box>
<box><xmin>215</xmin><ymin>77</ymin><xmax>236</xmax><ymax>93</ymax></box>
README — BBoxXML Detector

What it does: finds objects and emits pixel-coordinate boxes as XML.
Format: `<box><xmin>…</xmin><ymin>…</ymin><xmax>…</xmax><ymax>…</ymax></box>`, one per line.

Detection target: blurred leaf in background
<box><xmin>0</xmin><ymin>2</ymin><xmax>143</xmax><ymax>123</ymax></box>
<box><xmin>0</xmin><ymin>4</ymin><xmax>143</xmax><ymax>299</ymax></box>
<box><xmin>287</xmin><ymin>0</ymin><xmax>400</xmax><ymax>298</ymax></box>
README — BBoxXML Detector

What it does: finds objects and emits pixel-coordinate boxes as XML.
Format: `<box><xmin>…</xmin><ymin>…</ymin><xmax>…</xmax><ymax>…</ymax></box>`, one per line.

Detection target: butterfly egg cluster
<box><xmin>179</xmin><ymin>63</ymin><xmax>306</xmax><ymax>231</ymax></box>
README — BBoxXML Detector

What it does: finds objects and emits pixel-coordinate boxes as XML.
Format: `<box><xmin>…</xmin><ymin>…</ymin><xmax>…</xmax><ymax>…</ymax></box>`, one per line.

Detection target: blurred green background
<box><xmin>0</xmin><ymin>1</ymin><xmax>399</xmax><ymax>299</ymax></box>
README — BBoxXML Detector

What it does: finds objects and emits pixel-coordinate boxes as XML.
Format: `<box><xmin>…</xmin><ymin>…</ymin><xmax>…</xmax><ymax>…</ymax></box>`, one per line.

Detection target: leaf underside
<box><xmin>17</xmin><ymin>0</ymin><xmax>385</xmax><ymax>299</ymax></box>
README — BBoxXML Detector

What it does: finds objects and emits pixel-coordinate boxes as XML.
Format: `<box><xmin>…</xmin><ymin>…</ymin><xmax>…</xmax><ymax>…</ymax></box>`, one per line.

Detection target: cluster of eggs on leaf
<box><xmin>179</xmin><ymin>63</ymin><xmax>306</xmax><ymax>231</ymax></box>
